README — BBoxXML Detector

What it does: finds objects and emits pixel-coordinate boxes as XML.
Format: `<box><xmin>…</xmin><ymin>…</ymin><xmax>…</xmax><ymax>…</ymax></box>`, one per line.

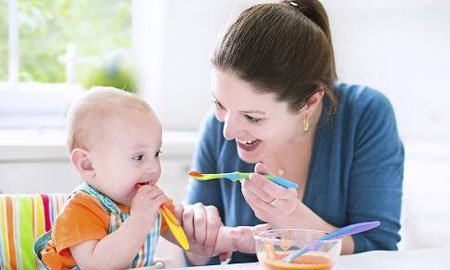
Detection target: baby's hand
<box><xmin>209</xmin><ymin>223</ymin><xmax>271</xmax><ymax>262</ymax></box>
<box><xmin>131</xmin><ymin>185</ymin><xmax>168</xmax><ymax>230</ymax></box>
<box><xmin>230</xmin><ymin>223</ymin><xmax>271</xmax><ymax>254</ymax></box>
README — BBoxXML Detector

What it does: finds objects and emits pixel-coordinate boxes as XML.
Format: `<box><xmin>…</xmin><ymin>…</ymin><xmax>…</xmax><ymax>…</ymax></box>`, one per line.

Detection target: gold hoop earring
<box><xmin>303</xmin><ymin>115</ymin><xmax>309</xmax><ymax>132</ymax></box>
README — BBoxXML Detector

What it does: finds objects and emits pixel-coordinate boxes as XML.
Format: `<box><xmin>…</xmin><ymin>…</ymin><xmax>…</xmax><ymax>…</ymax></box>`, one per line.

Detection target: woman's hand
<box><xmin>241</xmin><ymin>163</ymin><xmax>300</xmax><ymax>228</ymax></box>
<box><xmin>174</xmin><ymin>203</ymin><xmax>223</xmax><ymax>256</ymax></box>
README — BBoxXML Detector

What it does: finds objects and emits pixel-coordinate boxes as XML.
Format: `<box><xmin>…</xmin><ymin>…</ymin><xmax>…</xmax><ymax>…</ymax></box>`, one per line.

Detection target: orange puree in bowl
<box><xmin>262</xmin><ymin>253</ymin><xmax>333</xmax><ymax>270</ymax></box>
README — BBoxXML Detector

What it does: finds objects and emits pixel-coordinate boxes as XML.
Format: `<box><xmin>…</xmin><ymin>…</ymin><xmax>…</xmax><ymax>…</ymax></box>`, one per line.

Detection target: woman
<box><xmin>180</xmin><ymin>0</ymin><xmax>404</xmax><ymax>265</ymax></box>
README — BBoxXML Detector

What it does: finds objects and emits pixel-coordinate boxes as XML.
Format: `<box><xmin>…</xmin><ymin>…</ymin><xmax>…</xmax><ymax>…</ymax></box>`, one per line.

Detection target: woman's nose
<box><xmin>222</xmin><ymin>113</ymin><xmax>241</xmax><ymax>140</ymax></box>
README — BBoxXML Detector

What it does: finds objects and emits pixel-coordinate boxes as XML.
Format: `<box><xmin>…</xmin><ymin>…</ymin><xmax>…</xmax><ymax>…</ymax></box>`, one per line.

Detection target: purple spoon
<box><xmin>282</xmin><ymin>221</ymin><xmax>380</xmax><ymax>263</ymax></box>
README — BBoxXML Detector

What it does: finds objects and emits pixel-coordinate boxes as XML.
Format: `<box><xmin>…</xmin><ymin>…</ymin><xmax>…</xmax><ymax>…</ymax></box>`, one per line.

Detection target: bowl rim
<box><xmin>253</xmin><ymin>228</ymin><xmax>342</xmax><ymax>244</ymax></box>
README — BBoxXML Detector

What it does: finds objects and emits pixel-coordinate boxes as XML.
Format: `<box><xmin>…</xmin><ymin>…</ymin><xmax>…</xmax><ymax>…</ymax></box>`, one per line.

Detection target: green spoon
<box><xmin>188</xmin><ymin>170</ymin><xmax>298</xmax><ymax>189</ymax></box>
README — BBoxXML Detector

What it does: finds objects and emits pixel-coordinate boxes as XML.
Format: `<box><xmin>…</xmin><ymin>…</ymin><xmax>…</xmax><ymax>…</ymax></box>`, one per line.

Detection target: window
<box><xmin>0</xmin><ymin>0</ymin><xmax>132</xmax><ymax>130</ymax></box>
<box><xmin>0</xmin><ymin>1</ymin><xmax>8</xmax><ymax>81</ymax></box>
<box><xmin>2</xmin><ymin>0</ymin><xmax>131</xmax><ymax>84</ymax></box>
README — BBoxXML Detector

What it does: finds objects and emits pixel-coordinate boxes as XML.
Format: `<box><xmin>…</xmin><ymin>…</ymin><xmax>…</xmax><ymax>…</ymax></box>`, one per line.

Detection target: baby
<box><xmin>34</xmin><ymin>87</ymin><xmax>261</xmax><ymax>269</ymax></box>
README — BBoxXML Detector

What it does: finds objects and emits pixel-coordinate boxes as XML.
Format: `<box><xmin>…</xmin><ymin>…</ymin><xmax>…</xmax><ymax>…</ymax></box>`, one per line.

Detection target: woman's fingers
<box><xmin>254</xmin><ymin>162</ymin><xmax>269</xmax><ymax>174</ymax></box>
<box><xmin>182</xmin><ymin>205</ymin><xmax>195</xmax><ymax>243</ymax></box>
<box><xmin>245</xmin><ymin>174</ymin><xmax>275</xmax><ymax>203</ymax></box>
<box><xmin>242</xmin><ymin>171</ymin><xmax>299</xmax><ymax>224</ymax></box>
<box><xmin>180</xmin><ymin>203</ymin><xmax>223</xmax><ymax>256</ymax></box>
<box><xmin>252</xmin><ymin>162</ymin><xmax>298</xmax><ymax>199</ymax></box>
<box><xmin>241</xmin><ymin>179</ymin><xmax>270</xmax><ymax>207</ymax></box>
<box><xmin>173</xmin><ymin>204</ymin><xmax>184</xmax><ymax>224</ymax></box>
<box><xmin>204</xmin><ymin>205</ymin><xmax>222</xmax><ymax>255</ymax></box>
<box><xmin>192</xmin><ymin>203</ymin><xmax>207</xmax><ymax>246</ymax></box>
<box><xmin>241</xmin><ymin>181</ymin><xmax>274</xmax><ymax>221</ymax></box>
<box><xmin>248</xmin><ymin>173</ymin><xmax>297</xmax><ymax>200</ymax></box>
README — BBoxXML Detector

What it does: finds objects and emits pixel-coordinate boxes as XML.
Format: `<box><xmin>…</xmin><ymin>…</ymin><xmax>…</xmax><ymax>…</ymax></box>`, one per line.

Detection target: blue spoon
<box><xmin>282</xmin><ymin>221</ymin><xmax>380</xmax><ymax>263</ymax></box>
<box><xmin>189</xmin><ymin>170</ymin><xmax>298</xmax><ymax>189</ymax></box>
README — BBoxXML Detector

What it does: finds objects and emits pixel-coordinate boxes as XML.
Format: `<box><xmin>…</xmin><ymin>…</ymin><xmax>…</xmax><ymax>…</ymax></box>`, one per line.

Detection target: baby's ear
<box><xmin>70</xmin><ymin>148</ymin><xmax>95</xmax><ymax>179</ymax></box>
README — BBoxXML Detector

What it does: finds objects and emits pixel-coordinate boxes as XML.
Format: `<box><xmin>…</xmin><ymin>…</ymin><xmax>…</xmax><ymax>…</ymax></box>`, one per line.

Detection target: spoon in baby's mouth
<box><xmin>135</xmin><ymin>183</ymin><xmax>190</xmax><ymax>250</ymax></box>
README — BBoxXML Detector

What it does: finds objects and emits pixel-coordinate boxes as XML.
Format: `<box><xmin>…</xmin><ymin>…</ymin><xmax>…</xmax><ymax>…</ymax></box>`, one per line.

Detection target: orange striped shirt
<box><xmin>41</xmin><ymin>192</ymin><xmax>171</xmax><ymax>270</ymax></box>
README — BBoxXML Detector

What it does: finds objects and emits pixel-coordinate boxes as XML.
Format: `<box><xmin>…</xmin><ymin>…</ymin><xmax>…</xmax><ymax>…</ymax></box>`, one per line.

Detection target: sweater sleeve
<box><xmin>348</xmin><ymin>90</ymin><xmax>404</xmax><ymax>252</ymax></box>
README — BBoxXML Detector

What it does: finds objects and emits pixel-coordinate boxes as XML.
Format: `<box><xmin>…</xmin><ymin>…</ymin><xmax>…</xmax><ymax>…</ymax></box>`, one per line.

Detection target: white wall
<box><xmin>132</xmin><ymin>0</ymin><xmax>450</xmax><ymax>141</ymax></box>
<box><xmin>132</xmin><ymin>0</ymin><xmax>272</xmax><ymax>131</ymax></box>
<box><xmin>325</xmin><ymin>0</ymin><xmax>450</xmax><ymax>142</ymax></box>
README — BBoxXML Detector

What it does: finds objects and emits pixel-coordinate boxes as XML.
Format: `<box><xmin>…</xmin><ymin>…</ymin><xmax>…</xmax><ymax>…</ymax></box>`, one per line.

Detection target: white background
<box><xmin>133</xmin><ymin>0</ymin><xmax>450</xmax><ymax>143</ymax></box>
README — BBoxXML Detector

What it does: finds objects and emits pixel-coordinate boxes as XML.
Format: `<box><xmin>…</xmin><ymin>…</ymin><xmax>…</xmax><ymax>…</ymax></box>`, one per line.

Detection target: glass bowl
<box><xmin>254</xmin><ymin>229</ymin><xmax>342</xmax><ymax>270</ymax></box>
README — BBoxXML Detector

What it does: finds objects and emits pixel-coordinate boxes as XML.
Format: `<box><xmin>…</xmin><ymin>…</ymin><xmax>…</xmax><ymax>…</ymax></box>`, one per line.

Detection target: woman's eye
<box><xmin>132</xmin><ymin>154</ymin><xmax>144</xmax><ymax>161</ymax></box>
<box><xmin>155</xmin><ymin>150</ymin><xmax>162</xmax><ymax>157</ymax></box>
<box><xmin>245</xmin><ymin>114</ymin><xmax>263</xmax><ymax>123</ymax></box>
<box><xmin>213</xmin><ymin>100</ymin><xmax>225</xmax><ymax>110</ymax></box>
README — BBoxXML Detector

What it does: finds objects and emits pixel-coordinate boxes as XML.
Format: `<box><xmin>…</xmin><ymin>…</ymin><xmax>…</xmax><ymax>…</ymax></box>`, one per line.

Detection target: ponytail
<box><xmin>283</xmin><ymin>0</ymin><xmax>336</xmax><ymax>80</ymax></box>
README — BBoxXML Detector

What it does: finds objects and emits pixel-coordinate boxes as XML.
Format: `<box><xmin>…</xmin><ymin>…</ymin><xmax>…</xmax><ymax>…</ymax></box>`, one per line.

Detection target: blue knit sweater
<box><xmin>186</xmin><ymin>82</ymin><xmax>404</xmax><ymax>264</ymax></box>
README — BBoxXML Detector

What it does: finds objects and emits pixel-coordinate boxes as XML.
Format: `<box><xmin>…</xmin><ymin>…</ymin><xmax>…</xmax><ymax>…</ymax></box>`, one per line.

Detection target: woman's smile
<box><xmin>237</xmin><ymin>139</ymin><xmax>261</xmax><ymax>152</ymax></box>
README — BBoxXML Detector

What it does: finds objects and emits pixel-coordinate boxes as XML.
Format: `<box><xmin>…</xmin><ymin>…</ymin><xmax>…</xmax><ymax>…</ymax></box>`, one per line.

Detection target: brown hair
<box><xmin>212</xmin><ymin>0</ymin><xmax>338</xmax><ymax>113</ymax></box>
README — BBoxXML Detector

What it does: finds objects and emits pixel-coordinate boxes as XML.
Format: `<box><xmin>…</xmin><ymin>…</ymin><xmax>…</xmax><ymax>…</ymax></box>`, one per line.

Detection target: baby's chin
<box><xmin>113</xmin><ymin>194</ymin><xmax>133</xmax><ymax>206</ymax></box>
<box><xmin>106</xmin><ymin>188</ymin><xmax>135</xmax><ymax>206</ymax></box>
<box><xmin>85</xmin><ymin>179</ymin><xmax>134</xmax><ymax>206</ymax></box>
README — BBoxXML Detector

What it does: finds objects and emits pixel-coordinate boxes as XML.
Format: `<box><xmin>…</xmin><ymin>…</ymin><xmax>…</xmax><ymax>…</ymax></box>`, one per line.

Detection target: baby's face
<box><xmin>88</xmin><ymin>108</ymin><xmax>162</xmax><ymax>205</ymax></box>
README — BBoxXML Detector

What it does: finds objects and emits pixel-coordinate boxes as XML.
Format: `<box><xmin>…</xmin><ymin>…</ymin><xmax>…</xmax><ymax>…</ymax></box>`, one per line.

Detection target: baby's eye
<box><xmin>132</xmin><ymin>154</ymin><xmax>144</xmax><ymax>161</ymax></box>
<box><xmin>155</xmin><ymin>150</ymin><xmax>162</xmax><ymax>157</ymax></box>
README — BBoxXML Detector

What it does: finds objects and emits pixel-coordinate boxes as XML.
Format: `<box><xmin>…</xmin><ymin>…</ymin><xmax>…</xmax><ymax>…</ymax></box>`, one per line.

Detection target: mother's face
<box><xmin>211</xmin><ymin>69</ymin><xmax>304</xmax><ymax>163</ymax></box>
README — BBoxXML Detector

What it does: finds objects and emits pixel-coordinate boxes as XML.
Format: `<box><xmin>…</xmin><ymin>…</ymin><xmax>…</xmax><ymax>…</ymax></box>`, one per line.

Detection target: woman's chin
<box><xmin>237</xmin><ymin>149</ymin><xmax>261</xmax><ymax>164</ymax></box>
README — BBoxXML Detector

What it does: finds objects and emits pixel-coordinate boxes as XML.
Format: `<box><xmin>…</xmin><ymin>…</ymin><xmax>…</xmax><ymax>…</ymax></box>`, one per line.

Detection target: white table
<box><xmin>146</xmin><ymin>248</ymin><xmax>450</xmax><ymax>270</ymax></box>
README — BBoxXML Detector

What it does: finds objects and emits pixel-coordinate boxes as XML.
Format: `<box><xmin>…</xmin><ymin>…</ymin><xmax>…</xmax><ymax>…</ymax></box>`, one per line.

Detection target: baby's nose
<box><xmin>142</xmin><ymin>170</ymin><xmax>159</xmax><ymax>184</ymax></box>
